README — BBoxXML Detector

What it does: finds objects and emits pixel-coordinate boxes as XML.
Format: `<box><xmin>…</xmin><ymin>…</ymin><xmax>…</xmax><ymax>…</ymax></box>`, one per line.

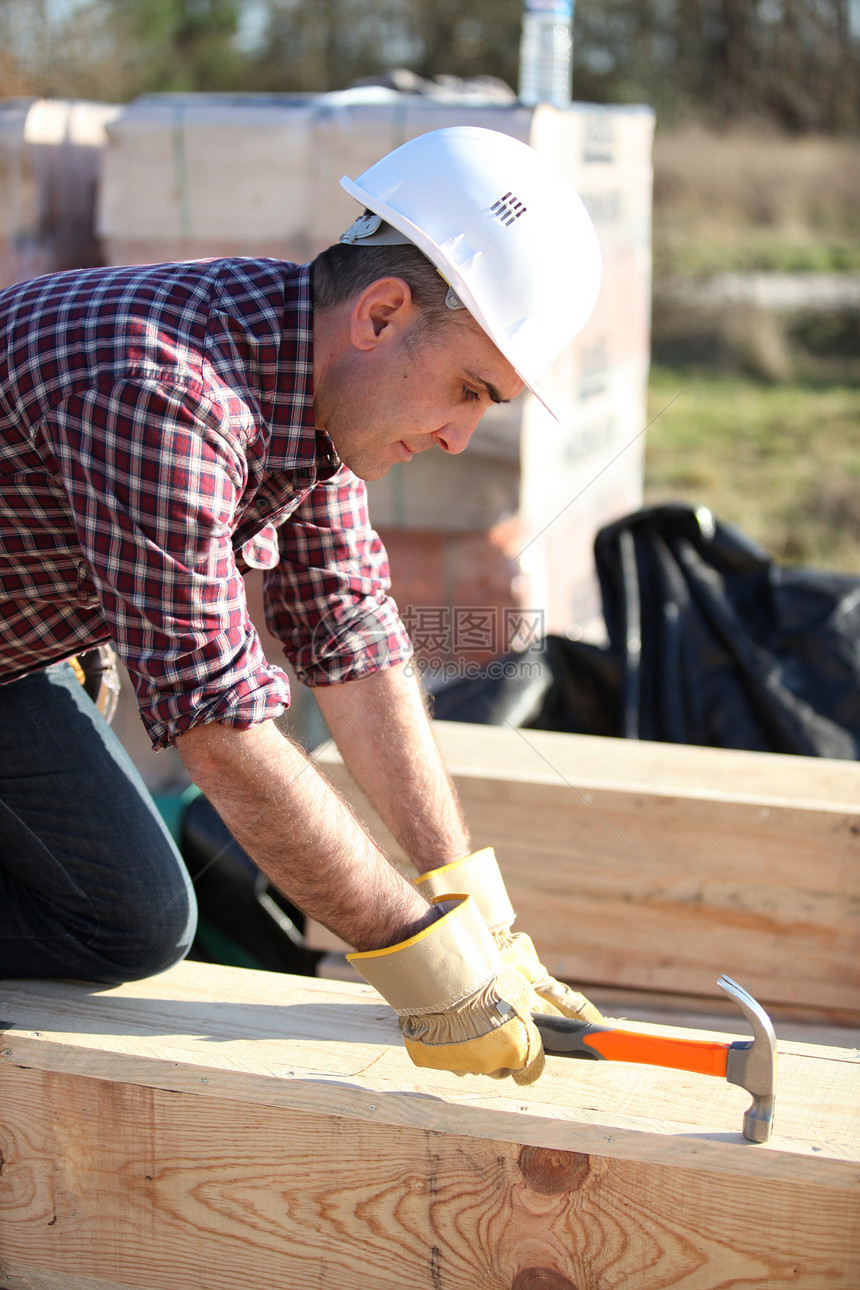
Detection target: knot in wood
<box><xmin>518</xmin><ymin>1145</ymin><xmax>589</xmax><ymax>1195</ymax></box>
<box><xmin>511</xmin><ymin>1268</ymin><xmax>579</xmax><ymax>1290</ymax></box>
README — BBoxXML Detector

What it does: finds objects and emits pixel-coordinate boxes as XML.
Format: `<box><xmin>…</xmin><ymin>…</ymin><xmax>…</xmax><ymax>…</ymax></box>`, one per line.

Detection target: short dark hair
<box><xmin>311</xmin><ymin>241</ymin><xmax>464</xmax><ymax>332</ymax></box>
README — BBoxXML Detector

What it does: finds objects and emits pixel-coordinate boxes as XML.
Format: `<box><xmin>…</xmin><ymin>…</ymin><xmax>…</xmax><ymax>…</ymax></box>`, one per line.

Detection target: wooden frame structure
<box><xmin>1</xmin><ymin>961</ymin><xmax>858</xmax><ymax>1289</ymax></box>
<box><xmin>2</xmin><ymin>723</ymin><xmax>859</xmax><ymax>1287</ymax></box>
<box><xmin>311</xmin><ymin>722</ymin><xmax>860</xmax><ymax>1020</ymax></box>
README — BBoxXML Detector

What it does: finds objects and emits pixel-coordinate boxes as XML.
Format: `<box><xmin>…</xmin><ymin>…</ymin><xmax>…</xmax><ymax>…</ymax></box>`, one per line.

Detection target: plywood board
<box><xmin>1</xmin><ymin>962</ymin><xmax>858</xmax><ymax>1290</ymax></box>
<box><xmin>1</xmin><ymin>961</ymin><xmax>858</xmax><ymax>1290</ymax></box>
<box><xmin>309</xmin><ymin>722</ymin><xmax>860</xmax><ymax>1016</ymax></box>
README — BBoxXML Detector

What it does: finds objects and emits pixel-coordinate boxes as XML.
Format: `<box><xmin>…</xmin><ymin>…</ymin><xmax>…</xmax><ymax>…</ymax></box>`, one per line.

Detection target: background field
<box><xmin>645</xmin><ymin>126</ymin><xmax>860</xmax><ymax>573</ymax></box>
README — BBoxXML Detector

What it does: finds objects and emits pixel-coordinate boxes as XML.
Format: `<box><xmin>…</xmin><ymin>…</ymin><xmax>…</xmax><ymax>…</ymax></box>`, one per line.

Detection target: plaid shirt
<box><xmin>0</xmin><ymin>258</ymin><xmax>411</xmax><ymax>749</ymax></box>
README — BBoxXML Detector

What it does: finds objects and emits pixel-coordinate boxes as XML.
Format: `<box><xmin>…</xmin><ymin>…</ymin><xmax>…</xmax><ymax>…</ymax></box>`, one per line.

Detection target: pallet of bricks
<box><xmin>0</xmin><ymin>98</ymin><xmax>120</xmax><ymax>290</ymax></box>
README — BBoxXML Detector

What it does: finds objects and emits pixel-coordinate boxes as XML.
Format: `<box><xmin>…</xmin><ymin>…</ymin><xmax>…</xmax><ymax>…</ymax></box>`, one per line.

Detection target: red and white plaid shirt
<box><xmin>0</xmin><ymin>258</ymin><xmax>411</xmax><ymax>748</ymax></box>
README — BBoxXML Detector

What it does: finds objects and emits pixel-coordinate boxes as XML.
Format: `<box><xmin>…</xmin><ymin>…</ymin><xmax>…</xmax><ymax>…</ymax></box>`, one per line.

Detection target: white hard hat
<box><xmin>339</xmin><ymin>125</ymin><xmax>601</xmax><ymax>417</ymax></box>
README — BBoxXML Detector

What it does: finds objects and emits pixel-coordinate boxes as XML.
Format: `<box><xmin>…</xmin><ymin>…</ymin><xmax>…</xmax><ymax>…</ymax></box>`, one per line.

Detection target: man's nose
<box><xmin>433</xmin><ymin>410</ymin><xmax>483</xmax><ymax>455</ymax></box>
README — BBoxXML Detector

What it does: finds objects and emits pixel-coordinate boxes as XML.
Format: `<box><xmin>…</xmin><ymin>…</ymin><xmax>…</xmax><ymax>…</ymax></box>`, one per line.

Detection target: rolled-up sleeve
<box><xmin>264</xmin><ymin>464</ymin><xmax>413</xmax><ymax>687</ymax></box>
<box><xmin>47</xmin><ymin>377</ymin><xmax>292</xmax><ymax>749</ymax></box>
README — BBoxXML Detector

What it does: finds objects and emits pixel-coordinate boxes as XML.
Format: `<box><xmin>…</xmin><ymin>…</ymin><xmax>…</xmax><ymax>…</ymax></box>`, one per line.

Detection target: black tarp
<box><xmin>432</xmin><ymin>504</ymin><xmax>860</xmax><ymax>758</ymax></box>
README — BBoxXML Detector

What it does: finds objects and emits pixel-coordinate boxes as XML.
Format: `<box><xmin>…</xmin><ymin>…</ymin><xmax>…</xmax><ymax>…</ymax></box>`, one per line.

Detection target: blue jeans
<box><xmin>0</xmin><ymin>661</ymin><xmax>197</xmax><ymax>982</ymax></box>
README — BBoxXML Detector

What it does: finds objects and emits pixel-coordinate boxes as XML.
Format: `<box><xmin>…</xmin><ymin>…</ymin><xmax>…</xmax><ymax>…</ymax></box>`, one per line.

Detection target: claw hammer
<box><xmin>533</xmin><ymin>975</ymin><xmax>777</xmax><ymax>1142</ymax></box>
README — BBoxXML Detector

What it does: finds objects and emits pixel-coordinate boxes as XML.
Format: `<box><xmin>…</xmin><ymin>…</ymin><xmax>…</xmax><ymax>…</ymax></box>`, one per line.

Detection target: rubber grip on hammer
<box><xmin>583</xmin><ymin>1030</ymin><xmax>730</xmax><ymax>1078</ymax></box>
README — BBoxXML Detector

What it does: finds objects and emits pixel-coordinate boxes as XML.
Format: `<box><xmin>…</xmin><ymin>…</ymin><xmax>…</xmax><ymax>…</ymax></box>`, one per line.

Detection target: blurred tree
<box><xmin>409</xmin><ymin>0</ymin><xmax>521</xmax><ymax>87</ymax></box>
<box><xmin>573</xmin><ymin>0</ymin><xmax>860</xmax><ymax>132</ymax></box>
<box><xmin>247</xmin><ymin>0</ymin><xmax>413</xmax><ymax>92</ymax></box>
<box><xmin>0</xmin><ymin>0</ymin><xmax>249</xmax><ymax>101</ymax></box>
<box><xmin>115</xmin><ymin>0</ymin><xmax>248</xmax><ymax>96</ymax></box>
<box><xmin>0</xmin><ymin>0</ymin><xmax>857</xmax><ymax>132</ymax></box>
<box><xmin>241</xmin><ymin>0</ymin><xmax>521</xmax><ymax>94</ymax></box>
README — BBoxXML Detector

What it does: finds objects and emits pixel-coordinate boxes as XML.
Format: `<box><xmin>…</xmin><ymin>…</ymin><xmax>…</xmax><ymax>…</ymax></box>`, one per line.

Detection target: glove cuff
<box><xmin>414</xmin><ymin>848</ymin><xmax>516</xmax><ymax>934</ymax></box>
<box><xmin>348</xmin><ymin>894</ymin><xmax>503</xmax><ymax>1013</ymax></box>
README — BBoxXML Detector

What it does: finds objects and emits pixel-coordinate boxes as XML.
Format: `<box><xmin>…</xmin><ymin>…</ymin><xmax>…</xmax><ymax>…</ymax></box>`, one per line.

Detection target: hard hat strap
<box><xmin>339</xmin><ymin>211</ymin><xmax>414</xmax><ymax>246</ymax></box>
<box><xmin>339</xmin><ymin>211</ymin><xmax>467</xmax><ymax>313</ymax></box>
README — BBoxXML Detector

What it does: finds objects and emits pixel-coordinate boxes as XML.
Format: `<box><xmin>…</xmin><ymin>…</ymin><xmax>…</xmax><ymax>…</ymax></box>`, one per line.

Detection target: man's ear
<box><xmin>348</xmin><ymin>276</ymin><xmax>415</xmax><ymax>351</ymax></box>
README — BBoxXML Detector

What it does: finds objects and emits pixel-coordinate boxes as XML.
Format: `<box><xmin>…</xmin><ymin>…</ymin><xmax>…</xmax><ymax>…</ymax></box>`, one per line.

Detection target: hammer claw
<box><xmin>719</xmin><ymin>975</ymin><xmax>778</xmax><ymax>1143</ymax></box>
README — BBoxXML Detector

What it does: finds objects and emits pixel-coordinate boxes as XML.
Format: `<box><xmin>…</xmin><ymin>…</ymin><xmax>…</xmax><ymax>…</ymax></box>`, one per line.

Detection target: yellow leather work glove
<box><xmin>348</xmin><ymin>895</ymin><xmax>545</xmax><ymax>1085</ymax></box>
<box><xmin>416</xmin><ymin>849</ymin><xmax>604</xmax><ymax>1024</ymax></box>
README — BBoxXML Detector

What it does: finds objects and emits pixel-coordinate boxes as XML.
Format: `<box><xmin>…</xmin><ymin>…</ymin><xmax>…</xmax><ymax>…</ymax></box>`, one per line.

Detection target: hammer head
<box><xmin>718</xmin><ymin>974</ymin><xmax>777</xmax><ymax>1142</ymax></box>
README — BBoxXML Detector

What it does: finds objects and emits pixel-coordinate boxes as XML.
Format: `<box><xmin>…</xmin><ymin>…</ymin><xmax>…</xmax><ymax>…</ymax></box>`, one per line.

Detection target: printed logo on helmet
<box><xmin>490</xmin><ymin>192</ymin><xmax>527</xmax><ymax>227</ymax></box>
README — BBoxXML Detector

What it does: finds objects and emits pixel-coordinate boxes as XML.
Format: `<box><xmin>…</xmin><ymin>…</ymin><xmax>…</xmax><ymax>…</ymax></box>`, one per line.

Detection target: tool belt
<box><xmin>69</xmin><ymin>645</ymin><xmax>122</xmax><ymax>725</ymax></box>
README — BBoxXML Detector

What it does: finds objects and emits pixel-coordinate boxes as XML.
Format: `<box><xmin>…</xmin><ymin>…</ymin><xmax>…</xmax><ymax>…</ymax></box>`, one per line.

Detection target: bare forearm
<box><xmin>175</xmin><ymin>718</ymin><xmax>434</xmax><ymax>951</ymax></box>
<box><xmin>314</xmin><ymin>663</ymin><xmax>470</xmax><ymax>874</ymax></box>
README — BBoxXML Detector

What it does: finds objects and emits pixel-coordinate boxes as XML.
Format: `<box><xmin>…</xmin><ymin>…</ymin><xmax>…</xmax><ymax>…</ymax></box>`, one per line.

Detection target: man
<box><xmin>0</xmin><ymin>126</ymin><xmax>602</xmax><ymax>1085</ymax></box>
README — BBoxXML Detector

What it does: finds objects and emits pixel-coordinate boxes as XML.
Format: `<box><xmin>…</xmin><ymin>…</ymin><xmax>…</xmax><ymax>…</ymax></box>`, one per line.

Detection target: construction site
<box><xmin>1</xmin><ymin>6</ymin><xmax>859</xmax><ymax>1287</ymax></box>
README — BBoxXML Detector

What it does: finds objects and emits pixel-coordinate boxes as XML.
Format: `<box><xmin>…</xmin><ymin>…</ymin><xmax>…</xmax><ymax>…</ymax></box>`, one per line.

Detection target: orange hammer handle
<box><xmin>583</xmin><ymin>1030</ymin><xmax>730</xmax><ymax>1078</ymax></box>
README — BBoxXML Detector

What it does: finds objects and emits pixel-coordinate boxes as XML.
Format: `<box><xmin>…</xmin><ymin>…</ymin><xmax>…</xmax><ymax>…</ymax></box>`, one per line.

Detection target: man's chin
<box><xmin>350</xmin><ymin>461</ymin><xmax>392</xmax><ymax>482</ymax></box>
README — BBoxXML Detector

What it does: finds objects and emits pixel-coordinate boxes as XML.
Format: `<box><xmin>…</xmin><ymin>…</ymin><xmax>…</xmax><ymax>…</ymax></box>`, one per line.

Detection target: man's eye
<box><xmin>462</xmin><ymin>387</ymin><xmax>481</xmax><ymax>402</ymax></box>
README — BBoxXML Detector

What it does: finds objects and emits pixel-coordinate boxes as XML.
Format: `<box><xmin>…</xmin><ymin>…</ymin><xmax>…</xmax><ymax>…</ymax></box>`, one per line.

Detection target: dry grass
<box><xmin>652</xmin><ymin>126</ymin><xmax>860</xmax><ymax>275</ymax></box>
<box><xmin>644</xmin><ymin>367</ymin><xmax>860</xmax><ymax>572</ymax></box>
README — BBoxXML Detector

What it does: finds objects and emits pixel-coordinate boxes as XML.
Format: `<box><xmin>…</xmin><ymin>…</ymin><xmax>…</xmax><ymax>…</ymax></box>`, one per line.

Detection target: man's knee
<box><xmin>92</xmin><ymin>881</ymin><xmax>198</xmax><ymax>984</ymax></box>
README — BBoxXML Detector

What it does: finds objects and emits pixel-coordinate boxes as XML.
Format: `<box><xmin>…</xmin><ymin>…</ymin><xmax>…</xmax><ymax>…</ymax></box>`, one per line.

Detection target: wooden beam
<box><xmin>309</xmin><ymin>722</ymin><xmax>860</xmax><ymax>1018</ymax></box>
<box><xmin>1</xmin><ymin>962</ymin><xmax>858</xmax><ymax>1290</ymax></box>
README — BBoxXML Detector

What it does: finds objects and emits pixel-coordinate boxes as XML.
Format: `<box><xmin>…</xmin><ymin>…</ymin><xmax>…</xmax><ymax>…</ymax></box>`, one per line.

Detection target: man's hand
<box><xmin>416</xmin><ymin>848</ymin><xmax>604</xmax><ymax>1024</ymax></box>
<box><xmin>349</xmin><ymin>894</ymin><xmax>545</xmax><ymax>1084</ymax></box>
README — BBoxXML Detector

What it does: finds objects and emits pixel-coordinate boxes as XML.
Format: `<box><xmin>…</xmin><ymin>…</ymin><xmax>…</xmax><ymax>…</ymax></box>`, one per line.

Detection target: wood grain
<box><xmin>2</xmin><ymin>1060</ymin><xmax>858</xmax><ymax>1290</ymax></box>
<box><xmin>2</xmin><ymin>962</ymin><xmax>858</xmax><ymax>1191</ymax></box>
<box><xmin>310</xmin><ymin>722</ymin><xmax>860</xmax><ymax>1015</ymax></box>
